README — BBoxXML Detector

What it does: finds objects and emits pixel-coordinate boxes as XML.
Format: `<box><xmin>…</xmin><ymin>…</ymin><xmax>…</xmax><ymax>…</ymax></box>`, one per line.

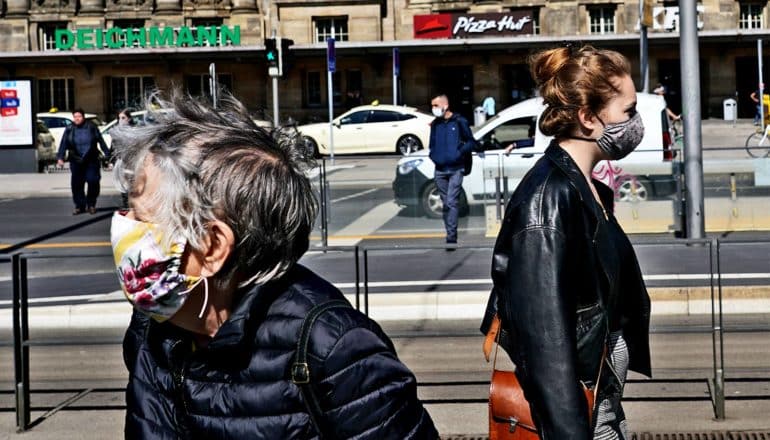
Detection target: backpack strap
<box><xmin>291</xmin><ymin>299</ymin><xmax>351</xmax><ymax>439</ymax></box>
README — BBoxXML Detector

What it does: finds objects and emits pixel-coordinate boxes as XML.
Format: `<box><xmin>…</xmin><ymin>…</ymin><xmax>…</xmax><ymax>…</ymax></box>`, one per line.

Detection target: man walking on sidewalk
<box><xmin>428</xmin><ymin>94</ymin><xmax>477</xmax><ymax>248</ymax></box>
<box><xmin>56</xmin><ymin>109</ymin><xmax>109</xmax><ymax>215</ymax></box>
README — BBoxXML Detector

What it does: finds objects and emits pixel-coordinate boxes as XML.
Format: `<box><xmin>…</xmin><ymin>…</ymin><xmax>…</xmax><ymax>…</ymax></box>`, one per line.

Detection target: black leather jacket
<box><xmin>481</xmin><ymin>142</ymin><xmax>651</xmax><ymax>439</ymax></box>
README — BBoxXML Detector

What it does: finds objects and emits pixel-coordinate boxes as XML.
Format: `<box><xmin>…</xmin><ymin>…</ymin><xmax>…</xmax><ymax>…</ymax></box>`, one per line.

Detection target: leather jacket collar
<box><xmin>544</xmin><ymin>141</ymin><xmax>614</xmax><ymax>220</ymax></box>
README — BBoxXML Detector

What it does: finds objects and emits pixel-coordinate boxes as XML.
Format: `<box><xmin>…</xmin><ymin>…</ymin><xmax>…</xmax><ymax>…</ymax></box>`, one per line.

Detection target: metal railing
<box><xmin>8</xmin><ymin>235</ymin><xmax>746</xmax><ymax>430</ymax></box>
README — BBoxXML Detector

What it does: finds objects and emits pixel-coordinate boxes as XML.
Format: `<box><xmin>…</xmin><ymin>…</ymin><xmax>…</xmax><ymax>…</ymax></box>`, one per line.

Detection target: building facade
<box><xmin>2</xmin><ymin>0</ymin><xmax>770</xmax><ymax>124</ymax></box>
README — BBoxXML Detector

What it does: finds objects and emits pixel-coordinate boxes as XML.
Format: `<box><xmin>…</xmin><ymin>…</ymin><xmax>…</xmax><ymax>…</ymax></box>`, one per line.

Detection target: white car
<box><xmin>298</xmin><ymin>104</ymin><xmax>433</xmax><ymax>156</ymax></box>
<box><xmin>393</xmin><ymin>94</ymin><xmax>677</xmax><ymax>218</ymax></box>
<box><xmin>37</xmin><ymin>110</ymin><xmax>105</xmax><ymax>151</ymax></box>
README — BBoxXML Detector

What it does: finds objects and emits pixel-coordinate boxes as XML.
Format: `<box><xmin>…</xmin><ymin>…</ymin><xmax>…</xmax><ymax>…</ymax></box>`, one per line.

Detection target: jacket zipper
<box><xmin>171</xmin><ymin>340</ymin><xmax>192</xmax><ymax>436</ymax></box>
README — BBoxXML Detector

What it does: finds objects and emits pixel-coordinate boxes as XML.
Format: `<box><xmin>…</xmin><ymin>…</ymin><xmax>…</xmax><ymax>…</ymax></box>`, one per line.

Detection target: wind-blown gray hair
<box><xmin>111</xmin><ymin>89</ymin><xmax>318</xmax><ymax>286</ymax></box>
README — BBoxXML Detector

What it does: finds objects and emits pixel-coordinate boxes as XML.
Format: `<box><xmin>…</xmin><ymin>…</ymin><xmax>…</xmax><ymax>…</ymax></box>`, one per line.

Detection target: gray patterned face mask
<box><xmin>595</xmin><ymin>112</ymin><xmax>645</xmax><ymax>160</ymax></box>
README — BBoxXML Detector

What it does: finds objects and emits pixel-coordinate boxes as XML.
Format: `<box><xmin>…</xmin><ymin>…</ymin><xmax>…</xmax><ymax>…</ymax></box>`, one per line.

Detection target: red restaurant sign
<box><xmin>413</xmin><ymin>12</ymin><xmax>534</xmax><ymax>39</ymax></box>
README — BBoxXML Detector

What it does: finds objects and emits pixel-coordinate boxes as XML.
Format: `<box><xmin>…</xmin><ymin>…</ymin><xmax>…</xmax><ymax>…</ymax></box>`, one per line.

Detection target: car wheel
<box><xmin>615</xmin><ymin>176</ymin><xmax>649</xmax><ymax>202</ymax></box>
<box><xmin>420</xmin><ymin>181</ymin><xmax>469</xmax><ymax>219</ymax></box>
<box><xmin>302</xmin><ymin>136</ymin><xmax>319</xmax><ymax>158</ymax></box>
<box><xmin>396</xmin><ymin>135</ymin><xmax>422</xmax><ymax>156</ymax></box>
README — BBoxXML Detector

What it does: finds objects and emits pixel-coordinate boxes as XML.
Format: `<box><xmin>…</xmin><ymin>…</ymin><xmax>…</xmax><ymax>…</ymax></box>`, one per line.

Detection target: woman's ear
<box><xmin>200</xmin><ymin>220</ymin><xmax>235</xmax><ymax>277</ymax></box>
<box><xmin>577</xmin><ymin>107</ymin><xmax>600</xmax><ymax>135</ymax></box>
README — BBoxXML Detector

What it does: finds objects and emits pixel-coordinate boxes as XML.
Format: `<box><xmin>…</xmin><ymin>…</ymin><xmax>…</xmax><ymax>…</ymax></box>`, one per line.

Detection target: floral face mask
<box><xmin>110</xmin><ymin>211</ymin><xmax>205</xmax><ymax>322</ymax></box>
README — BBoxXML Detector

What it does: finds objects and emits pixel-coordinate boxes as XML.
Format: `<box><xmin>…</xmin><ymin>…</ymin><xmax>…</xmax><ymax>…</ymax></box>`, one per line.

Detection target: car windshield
<box><xmin>473</xmin><ymin>113</ymin><xmax>504</xmax><ymax>133</ymax></box>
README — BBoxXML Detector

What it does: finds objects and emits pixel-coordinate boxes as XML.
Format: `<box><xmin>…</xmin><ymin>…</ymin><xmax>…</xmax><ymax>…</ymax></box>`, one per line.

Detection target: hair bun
<box><xmin>530</xmin><ymin>47</ymin><xmax>571</xmax><ymax>86</ymax></box>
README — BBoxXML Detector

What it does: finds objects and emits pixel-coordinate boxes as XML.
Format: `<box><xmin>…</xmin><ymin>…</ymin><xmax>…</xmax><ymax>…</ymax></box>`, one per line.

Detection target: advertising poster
<box><xmin>0</xmin><ymin>80</ymin><xmax>33</xmax><ymax>147</ymax></box>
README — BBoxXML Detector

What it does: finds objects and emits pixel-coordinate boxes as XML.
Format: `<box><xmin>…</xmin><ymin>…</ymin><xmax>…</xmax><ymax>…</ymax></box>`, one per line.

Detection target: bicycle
<box><xmin>744</xmin><ymin>124</ymin><xmax>770</xmax><ymax>158</ymax></box>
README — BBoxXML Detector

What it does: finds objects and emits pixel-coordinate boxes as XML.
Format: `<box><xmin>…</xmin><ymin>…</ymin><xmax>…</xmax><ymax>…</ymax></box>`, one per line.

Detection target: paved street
<box><xmin>2</xmin><ymin>119</ymin><xmax>770</xmax><ymax>438</ymax></box>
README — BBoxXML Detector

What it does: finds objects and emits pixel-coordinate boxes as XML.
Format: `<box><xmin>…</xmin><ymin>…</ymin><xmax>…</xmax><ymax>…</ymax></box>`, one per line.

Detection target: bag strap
<box><xmin>291</xmin><ymin>299</ymin><xmax>351</xmax><ymax>439</ymax></box>
<box><xmin>484</xmin><ymin>313</ymin><xmax>607</xmax><ymax>394</ymax></box>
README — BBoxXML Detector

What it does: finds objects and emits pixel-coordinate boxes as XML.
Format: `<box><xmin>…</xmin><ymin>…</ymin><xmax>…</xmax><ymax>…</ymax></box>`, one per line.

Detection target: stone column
<box><xmin>231</xmin><ymin>0</ymin><xmax>255</xmax><ymax>13</ymax></box>
<box><xmin>155</xmin><ymin>0</ymin><xmax>180</xmax><ymax>13</ymax></box>
<box><xmin>6</xmin><ymin>0</ymin><xmax>30</xmax><ymax>16</ymax></box>
<box><xmin>79</xmin><ymin>0</ymin><xmax>105</xmax><ymax>14</ymax></box>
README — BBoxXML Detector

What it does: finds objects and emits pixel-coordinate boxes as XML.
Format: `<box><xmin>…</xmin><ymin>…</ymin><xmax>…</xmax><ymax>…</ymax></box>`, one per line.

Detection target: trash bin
<box><xmin>474</xmin><ymin>106</ymin><xmax>486</xmax><ymax>126</ymax></box>
<box><xmin>723</xmin><ymin>98</ymin><xmax>737</xmax><ymax>121</ymax></box>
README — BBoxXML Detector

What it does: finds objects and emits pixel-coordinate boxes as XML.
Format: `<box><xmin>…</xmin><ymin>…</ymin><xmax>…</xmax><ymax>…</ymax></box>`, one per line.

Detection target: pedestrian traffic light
<box><xmin>264</xmin><ymin>38</ymin><xmax>279</xmax><ymax>76</ymax></box>
<box><xmin>279</xmin><ymin>38</ymin><xmax>294</xmax><ymax>78</ymax></box>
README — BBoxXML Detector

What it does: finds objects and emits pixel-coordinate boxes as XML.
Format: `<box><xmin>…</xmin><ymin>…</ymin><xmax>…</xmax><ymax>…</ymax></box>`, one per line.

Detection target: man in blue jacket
<box><xmin>56</xmin><ymin>109</ymin><xmax>109</xmax><ymax>215</ymax></box>
<box><xmin>428</xmin><ymin>94</ymin><xmax>477</xmax><ymax>247</ymax></box>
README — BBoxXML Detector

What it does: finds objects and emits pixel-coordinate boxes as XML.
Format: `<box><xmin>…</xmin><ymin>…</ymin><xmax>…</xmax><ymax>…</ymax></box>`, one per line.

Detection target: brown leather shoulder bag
<box><xmin>483</xmin><ymin>315</ymin><xmax>602</xmax><ymax>440</ymax></box>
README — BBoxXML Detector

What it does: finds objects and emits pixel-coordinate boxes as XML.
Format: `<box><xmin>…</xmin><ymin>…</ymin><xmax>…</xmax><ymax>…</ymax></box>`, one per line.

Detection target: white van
<box><xmin>392</xmin><ymin>93</ymin><xmax>677</xmax><ymax>218</ymax></box>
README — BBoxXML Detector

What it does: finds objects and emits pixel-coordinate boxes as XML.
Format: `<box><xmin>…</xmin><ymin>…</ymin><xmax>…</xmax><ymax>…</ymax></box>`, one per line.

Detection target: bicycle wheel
<box><xmin>745</xmin><ymin>131</ymin><xmax>770</xmax><ymax>158</ymax></box>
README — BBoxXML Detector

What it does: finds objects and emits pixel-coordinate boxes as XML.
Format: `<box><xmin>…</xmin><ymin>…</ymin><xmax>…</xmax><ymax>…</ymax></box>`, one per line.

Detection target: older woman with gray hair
<box><xmin>111</xmin><ymin>90</ymin><xmax>438</xmax><ymax>440</ymax></box>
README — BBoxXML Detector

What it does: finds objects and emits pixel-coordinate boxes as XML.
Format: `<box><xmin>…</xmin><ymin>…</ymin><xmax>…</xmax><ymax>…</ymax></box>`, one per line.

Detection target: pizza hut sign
<box><xmin>414</xmin><ymin>12</ymin><xmax>534</xmax><ymax>39</ymax></box>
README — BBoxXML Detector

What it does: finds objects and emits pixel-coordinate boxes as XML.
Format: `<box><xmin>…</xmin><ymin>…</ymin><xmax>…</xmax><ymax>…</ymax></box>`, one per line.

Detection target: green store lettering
<box><xmin>54</xmin><ymin>25</ymin><xmax>241</xmax><ymax>50</ymax></box>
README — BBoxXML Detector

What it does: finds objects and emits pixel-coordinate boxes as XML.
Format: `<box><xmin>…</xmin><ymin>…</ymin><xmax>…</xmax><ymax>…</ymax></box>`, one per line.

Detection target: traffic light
<box><xmin>264</xmin><ymin>38</ymin><xmax>279</xmax><ymax>76</ymax></box>
<box><xmin>279</xmin><ymin>38</ymin><xmax>294</xmax><ymax>78</ymax></box>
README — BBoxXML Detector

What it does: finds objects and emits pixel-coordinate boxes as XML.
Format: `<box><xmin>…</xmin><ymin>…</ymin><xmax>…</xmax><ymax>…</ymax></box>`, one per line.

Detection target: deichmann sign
<box><xmin>54</xmin><ymin>25</ymin><xmax>241</xmax><ymax>50</ymax></box>
<box><xmin>413</xmin><ymin>12</ymin><xmax>534</xmax><ymax>39</ymax></box>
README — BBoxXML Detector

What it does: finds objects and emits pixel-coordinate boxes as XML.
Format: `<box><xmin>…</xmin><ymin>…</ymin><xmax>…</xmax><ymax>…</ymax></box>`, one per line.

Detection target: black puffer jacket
<box><xmin>123</xmin><ymin>264</ymin><xmax>438</xmax><ymax>439</ymax></box>
<box><xmin>480</xmin><ymin>142</ymin><xmax>651</xmax><ymax>439</ymax></box>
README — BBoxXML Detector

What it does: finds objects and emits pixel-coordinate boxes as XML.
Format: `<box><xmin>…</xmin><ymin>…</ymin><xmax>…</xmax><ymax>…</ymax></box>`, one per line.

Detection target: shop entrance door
<box><xmin>657</xmin><ymin>58</ymin><xmax>711</xmax><ymax>117</ymax></box>
<box><xmin>431</xmin><ymin>66</ymin><xmax>474</xmax><ymax>122</ymax></box>
<box><xmin>735</xmin><ymin>56</ymin><xmax>770</xmax><ymax>119</ymax></box>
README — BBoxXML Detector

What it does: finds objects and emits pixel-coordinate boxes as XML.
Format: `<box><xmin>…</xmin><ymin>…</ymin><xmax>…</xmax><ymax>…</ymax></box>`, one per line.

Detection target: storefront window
<box><xmin>38</xmin><ymin>22</ymin><xmax>68</xmax><ymax>51</ymax></box>
<box><xmin>739</xmin><ymin>3</ymin><xmax>765</xmax><ymax>29</ymax></box>
<box><xmin>191</xmin><ymin>18</ymin><xmax>225</xmax><ymax>46</ymax></box>
<box><xmin>332</xmin><ymin>74</ymin><xmax>343</xmax><ymax>106</ymax></box>
<box><xmin>588</xmin><ymin>6</ymin><xmax>616</xmax><ymax>34</ymax></box>
<box><xmin>314</xmin><ymin>17</ymin><xmax>349</xmax><ymax>42</ymax></box>
<box><xmin>305</xmin><ymin>72</ymin><xmax>322</xmax><ymax>107</ymax></box>
<box><xmin>110</xmin><ymin>76</ymin><xmax>156</xmax><ymax>114</ymax></box>
<box><xmin>37</xmin><ymin>78</ymin><xmax>75</xmax><ymax>111</ymax></box>
<box><xmin>510</xmin><ymin>8</ymin><xmax>540</xmax><ymax>34</ymax></box>
<box><xmin>184</xmin><ymin>74</ymin><xmax>233</xmax><ymax>100</ymax></box>
<box><xmin>112</xmin><ymin>19</ymin><xmax>145</xmax><ymax>47</ymax></box>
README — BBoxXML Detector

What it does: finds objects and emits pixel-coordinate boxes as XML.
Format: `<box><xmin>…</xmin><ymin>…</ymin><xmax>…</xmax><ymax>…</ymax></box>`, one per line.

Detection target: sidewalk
<box><xmin>2</xmin><ymin>313</ymin><xmax>770</xmax><ymax>438</ymax></box>
<box><xmin>1</xmin><ymin>400</ymin><xmax>769</xmax><ymax>439</ymax></box>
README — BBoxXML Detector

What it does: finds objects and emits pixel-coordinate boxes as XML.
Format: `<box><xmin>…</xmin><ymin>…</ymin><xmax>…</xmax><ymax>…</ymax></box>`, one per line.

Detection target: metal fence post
<box><xmin>354</xmin><ymin>246</ymin><xmax>360</xmax><ymax>311</ymax></box>
<box><xmin>363</xmin><ymin>249</ymin><xmax>369</xmax><ymax>316</ymax></box>
<box><xmin>319</xmin><ymin>159</ymin><xmax>328</xmax><ymax>248</ymax></box>
<box><xmin>12</xmin><ymin>254</ymin><xmax>30</xmax><ymax>431</ymax></box>
<box><xmin>710</xmin><ymin>238</ymin><xmax>725</xmax><ymax>419</ymax></box>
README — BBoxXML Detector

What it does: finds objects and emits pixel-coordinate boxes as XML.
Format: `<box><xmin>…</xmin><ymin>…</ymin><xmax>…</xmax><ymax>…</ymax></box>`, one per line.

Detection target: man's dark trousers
<box><xmin>434</xmin><ymin>169</ymin><xmax>463</xmax><ymax>243</ymax></box>
<box><xmin>69</xmin><ymin>160</ymin><xmax>101</xmax><ymax>210</ymax></box>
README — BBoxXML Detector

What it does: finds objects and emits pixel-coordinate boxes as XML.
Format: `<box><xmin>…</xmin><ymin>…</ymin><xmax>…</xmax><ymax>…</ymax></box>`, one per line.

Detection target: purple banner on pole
<box><xmin>327</xmin><ymin>38</ymin><xmax>336</xmax><ymax>73</ymax></box>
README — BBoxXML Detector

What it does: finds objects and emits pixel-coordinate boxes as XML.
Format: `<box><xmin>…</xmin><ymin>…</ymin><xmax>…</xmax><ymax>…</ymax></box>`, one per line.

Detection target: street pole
<box><xmin>639</xmin><ymin>0</ymin><xmax>649</xmax><ymax>93</ymax></box>
<box><xmin>209</xmin><ymin>63</ymin><xmax>218</xmax><ymax>108</ymax></box>
<box><xmin>392</xmin><ymin>47</ymin><xmax>399</xmax><ymax>105</ymax></box>
<box><xmin>327</xmin><ymin>38</ymin><xmax>336</xmax><ymax>164</ymax></box>
<box><xmin>328</xmin><ymin>71</ymin><xmax>334</xmax><ymax>164</ymax></box>
<box><xmin>679</xmin><ymin>0</ymin><xmax>705</xmax><ymax>239</ymax></box>
<box><xmin>272</xmin><ymin>75</ymin><xmax>279</xmax><ymax>127</ymax></box>
<box><xmin>759</xmin><ymin>39</ymin><xmax>765</xmax><ymax>133</ymax></box>
<box><xmin>272</xmin><ymin>31</ymin><xmax>279</xmax><ymax>128</ymax></box>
